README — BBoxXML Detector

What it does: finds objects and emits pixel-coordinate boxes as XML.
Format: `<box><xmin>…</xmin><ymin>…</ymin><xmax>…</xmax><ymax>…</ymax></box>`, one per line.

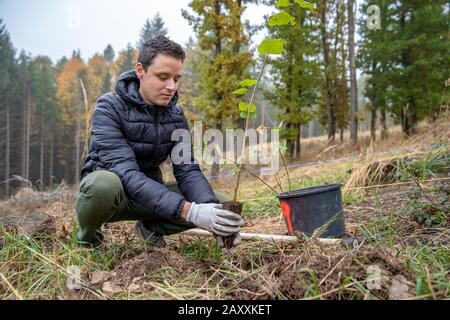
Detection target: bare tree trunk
<box><xmin>320</xmin><ymin>0</ymin><xmax>335</xmax><ymax>145</ymax></box>
<box><xmin>308</xmin><ymin>120</ymin><xmax>314</xmax><ymax>138</ymax></box>
<box><xmin>49</xmin><ymin>134</ymin><xmax>54</xmax><ymax>189</ymax></box>
<box><xmin>370</xmin><ymin>108</ymin><xmax>376</xmax><ymax>141</ymax></box>
<box><xmin>39</xmin><ymin>107</ymin><xmax>44</xmax><ymax>189</ymax></box>
<box><xmin>409</xmin><ymin>97</ymin><xmax>418</xmax><ymax>135</ymax></box>
<box><xmin>296</xmin><ymin>124</ymin><xmax>301</xmax><ymax>160</ymax></box>
<box><xmin>75</xmin><ymin>103</ymin><xmax>81</xmax><ymax>186</ymax></box>
<box><xmin>26</xmin><ymin>88</ymin><xmax>31</xmax><ymax>183</ymax></box>
<box><xmin>232</xmin><ymin>0</ymin><xmax>242</xmax><ymax>55</ymax></box>
<box><xmin>210</xmin><ymin>119</ymin><xmax>221</xmax><ymax>177</ymax></box>
<box><xmin>400</xmin><ymin>8</ymin><xmax>416</xmax><ymax>137</ymax></box>
<box><xmin>340</xmin><ymin>128</ymin><xmax>344</xmax><ymax>143</ymax></box>
<box><xmin>287</xmin><ymin>139</ymin><xmax>295</xmax><ymax>158</ymax></box>
<box><xmin>21</xmin><ymin>89</ymin><xmax>27</xmax><ymax>186</ymax></box>
<box><xmin>348</xmin><ymin>0</ymin><xmax>358</xmax><ymax>145</ymax></box>
<box><xmin>401</xmin><ymin>104</ymin><xmax>410</xmax><ymax>136</ymax></box>
<box><xmin>5</xmin><ymin>92</ymin><xmax>10</xmax><ymax>198</ymax></box>
<box><xmin>293</xmin><ymin>139</ymin><xmax>297</xmax><ymax>159</ymax></box>
<box><xmin>210</xmin><ymin>0</ymin><xmax>223</xmax><ymax>178</ymax></box>
<box><xmin>380</xmin><ymin>109</ymin><xmax>388</xmax><ymax>140</ymax></box>
<box><xmin>261</xmin><ymin>100</ymin><xmax>266</xmax><ymax>126</ymax></box>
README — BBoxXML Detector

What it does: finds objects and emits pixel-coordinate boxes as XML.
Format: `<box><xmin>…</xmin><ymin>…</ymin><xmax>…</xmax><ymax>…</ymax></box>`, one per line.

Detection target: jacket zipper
<box><xmin>144</xmin><ymin>107</ymin><xmax>159</xmax><ymax>156</ymax></box>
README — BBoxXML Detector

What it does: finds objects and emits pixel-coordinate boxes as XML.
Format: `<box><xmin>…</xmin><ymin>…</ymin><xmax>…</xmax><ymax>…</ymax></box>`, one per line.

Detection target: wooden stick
<box><xmin>180</xmin><ymin>229</ymin><xmax>341</xmax><ymax>245</ymax></box>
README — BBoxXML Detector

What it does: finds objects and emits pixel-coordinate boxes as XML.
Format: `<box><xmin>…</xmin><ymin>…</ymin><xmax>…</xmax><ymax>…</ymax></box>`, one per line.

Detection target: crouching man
<box><xmin>75</xmin><ymin>36</ymin><xmax>243</xmax><ymax>251</ymax></box>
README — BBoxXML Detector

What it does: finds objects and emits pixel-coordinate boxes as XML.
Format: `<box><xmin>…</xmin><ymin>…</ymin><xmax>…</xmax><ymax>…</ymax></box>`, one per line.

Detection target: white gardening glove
<box><xmin>186</xmin><ymin>202</ymin><xmax>244</xmax><ymax>237</ymax></box>
<box><xmin>216</xmin><ymin>233</ymin><xmax>242</xmax><ymax>254</ymax></box>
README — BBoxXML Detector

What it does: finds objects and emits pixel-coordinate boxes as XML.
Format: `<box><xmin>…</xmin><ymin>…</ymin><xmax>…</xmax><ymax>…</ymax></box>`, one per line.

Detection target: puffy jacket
<box><xmin>80</xmin><ymin>70</ymin><xmax>218</xmax><ymax>220</ymax></box>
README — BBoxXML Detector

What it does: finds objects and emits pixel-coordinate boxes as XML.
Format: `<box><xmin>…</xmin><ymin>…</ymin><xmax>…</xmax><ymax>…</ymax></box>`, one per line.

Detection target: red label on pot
<box><xmin>280</xmin><ymin>200</ymin><xmax>294</xmax><ymax>235</ymax></box>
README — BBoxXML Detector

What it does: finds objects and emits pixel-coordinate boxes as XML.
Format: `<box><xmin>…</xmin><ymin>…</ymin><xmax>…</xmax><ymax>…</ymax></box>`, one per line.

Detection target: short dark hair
<box><xmin>138</xmin><ymin>35</ymin><xmax>185</xmax><ymax>70</ymax></box>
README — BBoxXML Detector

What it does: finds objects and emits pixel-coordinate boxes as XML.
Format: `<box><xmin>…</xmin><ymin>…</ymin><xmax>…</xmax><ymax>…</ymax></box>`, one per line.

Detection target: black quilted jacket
<box><xmin>80</xmin><ymin>70</ymin><xmax>218</xmax><ymax>220</ymax></box>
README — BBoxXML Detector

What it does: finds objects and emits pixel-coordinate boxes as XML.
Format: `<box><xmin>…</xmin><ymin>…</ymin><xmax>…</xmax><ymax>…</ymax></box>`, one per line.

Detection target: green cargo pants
<box><xmin>75</xmin><ymin>170</ymin><xmax>229</xmax><ymax>245</ymax></box>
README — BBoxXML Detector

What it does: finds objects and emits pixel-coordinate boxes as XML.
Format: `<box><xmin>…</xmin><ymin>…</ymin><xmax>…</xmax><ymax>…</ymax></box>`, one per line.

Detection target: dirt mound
<box><xmin>0</xmin><ymin>214</ymin><xmax>56</xmax><ymax>237</ymax></box>
<box><xmin>112</xmin><ymin>246</ymin><xmax>202</xmax><ymax>288</ymax></box>
<box><xmin>225</xmin><ymin>244</ymin><xmax>413</xmax><ymax>300</ymax></box>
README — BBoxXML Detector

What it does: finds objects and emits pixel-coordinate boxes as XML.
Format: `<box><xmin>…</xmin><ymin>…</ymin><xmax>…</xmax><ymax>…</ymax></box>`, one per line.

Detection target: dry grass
<box><xmin>0</xmin><ymin>118</ymin><xmax>449</xmax><ymax>300</ymax></box>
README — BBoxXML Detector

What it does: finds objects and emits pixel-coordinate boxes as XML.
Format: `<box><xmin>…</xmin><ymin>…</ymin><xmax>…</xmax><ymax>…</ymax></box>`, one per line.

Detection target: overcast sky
<box><xmin>0</xmin><ymin>0</ymin><xmax>274</xmax><ymax>63</ymax></box>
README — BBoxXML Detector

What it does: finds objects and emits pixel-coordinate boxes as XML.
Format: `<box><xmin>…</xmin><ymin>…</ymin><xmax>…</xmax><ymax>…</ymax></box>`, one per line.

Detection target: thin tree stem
<box><xmin>233</xmin><ymin>54</ymin><xmax>269</xmax><ymax>202</ymax></box>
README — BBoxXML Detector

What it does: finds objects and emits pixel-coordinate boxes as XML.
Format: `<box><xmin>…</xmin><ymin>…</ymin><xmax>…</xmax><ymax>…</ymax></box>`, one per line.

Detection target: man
<box><xmin>75</xmin><ymin>36</ymin><xmax>243</xmax><ymax>251</ymax></box>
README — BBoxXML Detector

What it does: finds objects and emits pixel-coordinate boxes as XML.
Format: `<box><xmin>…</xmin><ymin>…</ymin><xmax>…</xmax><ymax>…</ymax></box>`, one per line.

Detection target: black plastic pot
<box><xmin>276</xmin><ymin>183</ymin><xmax>345</xmax><ymax>238</ymax></box>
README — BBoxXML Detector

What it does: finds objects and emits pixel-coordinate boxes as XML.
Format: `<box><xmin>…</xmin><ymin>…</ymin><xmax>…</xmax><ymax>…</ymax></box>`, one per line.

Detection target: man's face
<box><xmin>135</xmin><ymin>54</ymin><xmax>183</xmax><ymax>107</ymax></box>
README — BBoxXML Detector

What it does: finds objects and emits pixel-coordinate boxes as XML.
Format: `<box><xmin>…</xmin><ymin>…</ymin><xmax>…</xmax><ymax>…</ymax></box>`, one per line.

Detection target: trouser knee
<box><xmin>75</xmin><ymin>170</ymin><xmax>123</xmax><ymax>228</ymax></box>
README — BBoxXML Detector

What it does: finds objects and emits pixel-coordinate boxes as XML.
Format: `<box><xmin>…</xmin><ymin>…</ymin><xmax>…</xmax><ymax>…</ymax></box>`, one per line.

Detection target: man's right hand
<box><xmin>185</xmin><ymin>202</ymin><xmax>244</xmax><ymax>236</ymax></box>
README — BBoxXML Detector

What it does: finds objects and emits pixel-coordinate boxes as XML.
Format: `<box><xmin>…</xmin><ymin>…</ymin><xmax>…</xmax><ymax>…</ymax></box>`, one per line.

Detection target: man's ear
<box><xmin>135</xmin><ymin>63</ymin><xmax>145</xmax><ymax>79</ymax></box>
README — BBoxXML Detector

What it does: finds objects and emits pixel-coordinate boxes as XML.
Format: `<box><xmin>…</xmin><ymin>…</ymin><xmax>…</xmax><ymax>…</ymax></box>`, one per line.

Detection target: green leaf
<box><xmin>268</xmin><ymin>11</ymin><xmax>296</xmax><ymax>27</ymax></box>
<box><xmin>275</xmin><ymin>0</ymin><xmax>291</xmax><ymax>8</ymax></box>
<box><xmin>239</xmin><ymin>79</ymin><xmax>257</xmax><ymax>87</ymax></box>
<box><xmin>258</xmin><ymin>39</ymin><xmax>285</xmax><ymax>55</ymax></box>
<box><xmin>232</xmin><ymin>88</ymin><xmax>248</xmax><ymax>95</ymax></box>
<box><xmin>238</xmin><ymin>101</ymin><xmax>248</xmax><ymax>112</ymax></box>
<box><xmin>240</xmin><ymin>112</ymin><xmax>248</xmax><ymax>119</ymax></box>
<box><xmin>294</xmin><ymin>0</ymin><xmax>315</xmax><ymax>12</ymax></box>
<box><xmin>232</xmin><ymin>166</ymin><xmax>241</xmax><ymax>174</ymax></box>
<box><xmin>250</xmin><ymin>112</ymin><xmax>257</xmax><ymax>119</ymax></box>
<box><xmin>239</xmin><ymin>102</ymin><xmax>256</xmax><ymax>113</ymax></box>
<box><xmin>279</xmin><ymin>140</ymin><xmax>288</xmax><ymax>153</ymax></box>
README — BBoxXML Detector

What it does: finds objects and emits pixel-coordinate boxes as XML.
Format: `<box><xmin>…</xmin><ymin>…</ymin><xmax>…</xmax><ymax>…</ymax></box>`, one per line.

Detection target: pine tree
<box><xmin>0</xmin><ymin>19</ymin><xmax>16</xmax><ymax>197</ymax></box>
<box><xmin>182</xmin><ymin>0</ymin><xmax>254</xmax><ymax>175</ymax></box>
<box><xmin>137</xmin><ymin>13</ymin><xmax>169</xmax><ymax>49</ymax></box>
<box><xmin>359</xmin><ymin>1</ymin><xmax>449</xmax><ymax>136</ymax></box>
<box><xmin>264</xmin><ymin>0</ymin><xmax>321</xmax><ymax>158</ymax></box>
<box><xmin>103</xmin><ymin>44</ymin><xmax>115</xmax><ymax>64</ymax></box>
<box><xmin>101</xmin><ymin>69</ymin><xmax>113</xmax><ymax>93</ymax></box>
<box><xmin>114</xmin><ymin>43</ymin><xmax>138</xmax><ymax>77</ymax></box>
<box><xmin>29</xmin><ymin>56</ymin><xmax>58</xmax><ymax>188</ymax></box>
